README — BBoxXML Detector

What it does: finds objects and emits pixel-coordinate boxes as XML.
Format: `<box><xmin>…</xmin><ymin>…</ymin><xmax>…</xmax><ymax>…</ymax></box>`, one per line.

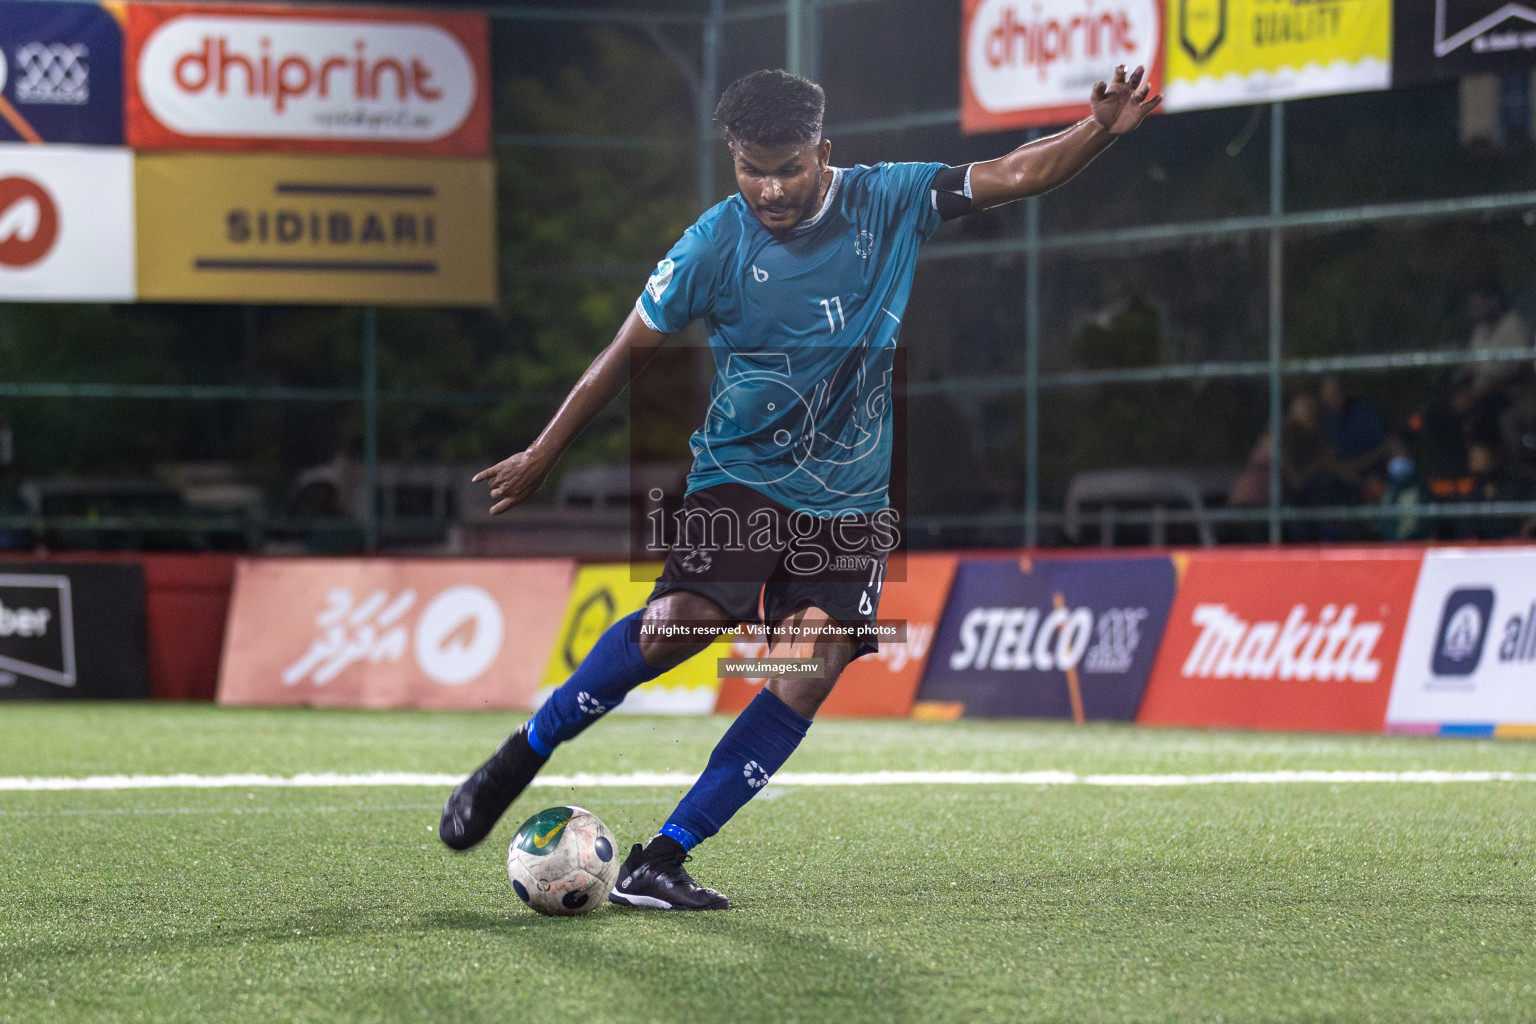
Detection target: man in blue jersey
<box><xmin>442</xmin><ymin>67</ymin><xmax>1160</xmax><ymax>909</ymax></box>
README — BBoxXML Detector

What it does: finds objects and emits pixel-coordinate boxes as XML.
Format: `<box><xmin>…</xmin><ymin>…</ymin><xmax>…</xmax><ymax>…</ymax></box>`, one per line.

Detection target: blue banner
<box><xmin>917</xmin><ymin>556</ymin><xmax>1177</xmax><ymax>720</ymax></box>
<box><xmin>0</xmin><ymin>1</ymin><xmax>122</xmax><ymax>144</ymax></box>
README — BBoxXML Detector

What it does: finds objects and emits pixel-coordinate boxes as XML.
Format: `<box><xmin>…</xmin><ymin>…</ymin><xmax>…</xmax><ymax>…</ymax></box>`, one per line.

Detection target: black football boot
<box><xmin>607</xmin><ymin>835</ymin><xmax>730</xmax><ymax>910</ymax></box>
<box><xmin>438</xmin><ymin>723</ymin><xmax>548</xmax><ymax>851</ymax></box>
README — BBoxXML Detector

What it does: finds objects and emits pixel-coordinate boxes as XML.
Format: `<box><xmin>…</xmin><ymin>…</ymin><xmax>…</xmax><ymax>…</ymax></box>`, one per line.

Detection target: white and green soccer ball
<box><xmin>506</xmin><ymin>805</ymin><xmax>621</xmax><ymax>916</ymax></box>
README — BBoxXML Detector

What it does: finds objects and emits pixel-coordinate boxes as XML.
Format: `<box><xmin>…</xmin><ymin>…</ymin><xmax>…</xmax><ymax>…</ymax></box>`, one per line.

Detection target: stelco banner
<box><xmin>1394</xmin><ymin>1</ymin><xmax>1536</xmax><ymax>86</ymax></box>
<box><xmin>134</xmin><ymin>152</ymin><xmax>496</xmax><ymax>305</ymax></box>
<box><xmin>216</xmin><ymin>558</ymin><xmax>574</xmax><ymax>710</ymax></box>
<box><xmin>1163</xmin><ymin>0</ymin><xmax>1392</xmax><ymax>112</ymax></box>
<box><xmin>0</xmin><ymin>563</ymin><xmax>148</xmax><ymax>700</ymax></box>
<box><xmin>0</xmin><ymin>143</ymin><xmax>133</xmax><ymax>301</ymax></box>
<box><xmin>1386</xmin><ymin>548</ymin><xmax>1536</xmax><ymax>736</ymax></box>
<box><xmin>715</xmin><ymin>552</ymin><xmax>959</xmax><ymax>717</ymax></box>
<box><xmin>125</xmin><ymin>2</ymin><xmax>490</xmax><ymax>156</ymax></box>
<box><xmin>0</xmin><ymin>0</ymin><xmax>123</xmax><ymax>145</ymax></box>
<box><xmin>537</xmin><ymin>563</ymin><xmax>729</xmax><ymax>716</ymax></box>
<box><xmin>916</xmin><ymin>555</ymin><xmax>1176</xmax><ymax>719</ymax></box>
<box><xmin>961</xmin><ymin>0</ymin><xmax>1165</xmax><ymax>132</ymax></box>
<box><xmin>1138</xmin><ymin>549</ymin><xmax>1421</xmax><ymax>732</ymax></box>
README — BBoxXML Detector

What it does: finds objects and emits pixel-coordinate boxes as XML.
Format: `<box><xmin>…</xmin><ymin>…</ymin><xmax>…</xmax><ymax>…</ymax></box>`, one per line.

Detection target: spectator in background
<box><xmin>1466</xmin><ymin>275</ymin><xmax>1533</xmax><ymax>397</ymax></box>
<box><xmin>1281</xmin><ymin>391</ymin><xmax>1358</xmax><ymax>541</ymax></box>
<box><xmin>1319</xmin><ymin>374</ymin><xmax>1388</xmax><ymax>485</ymax></box>
<box><xmin>1378</xmin><ymin>435</ymin><xmax>1429</xmax><ymax>541</ymax></box>
<box><xmin>1454</xmin><ymin>441</ymin><xmax>1536</xmax><ymax>540</ymax></box>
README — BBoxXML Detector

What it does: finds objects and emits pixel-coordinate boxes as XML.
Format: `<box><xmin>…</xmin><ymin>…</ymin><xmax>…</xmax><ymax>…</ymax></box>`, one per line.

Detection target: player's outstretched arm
<box><xmin>472</xmin><ymin>309</ymin><xmax>669</xmax><ymax>515</ymax></box>
<box><xmin>968</xmin><ymin>64</ymin><xmax>1161</xmax><ymax>210</ymax></box>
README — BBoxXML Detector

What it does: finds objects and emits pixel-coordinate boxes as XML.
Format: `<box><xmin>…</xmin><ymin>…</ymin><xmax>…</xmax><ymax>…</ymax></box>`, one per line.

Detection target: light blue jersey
<box><xmin>636</xmin><ymin>161</ymin><xmax>946</xmax><ymax>514</ymax></box>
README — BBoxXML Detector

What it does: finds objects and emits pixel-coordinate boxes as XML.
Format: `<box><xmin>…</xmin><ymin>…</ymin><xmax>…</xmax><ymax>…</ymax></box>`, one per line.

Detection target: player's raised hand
<box><xmin>1090</xmin><ymin>65</ymin><xmax>1162</xmax><ymax>135</ymax></box>
<box><xmin>472</xmin><ymin>449</ymin><xmax>552</xmax><ymax>515</ymax></box>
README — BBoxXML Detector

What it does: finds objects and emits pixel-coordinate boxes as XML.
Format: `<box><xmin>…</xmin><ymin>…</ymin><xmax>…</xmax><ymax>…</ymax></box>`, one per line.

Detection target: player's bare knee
<box><xmin>639</xmin><ymin>591</ymin><xmax>731</xmax><ymax>670</ymax></box>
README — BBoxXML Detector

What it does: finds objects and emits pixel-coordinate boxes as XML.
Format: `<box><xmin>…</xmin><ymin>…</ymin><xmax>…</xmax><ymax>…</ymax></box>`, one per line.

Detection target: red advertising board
<box><xmin>217</xmin><ymin>558</ymin><xmax>574</xmax><ymax>710</ymax></box>
<box><xmin>1137</xmin><ymin>549</ymin><xmax>1423</xmax><ymax>733</ymax></box>
<box><xmin>961</xmin><ymin>0</ymin><xmax>1164</xmax><ymax>133</ymax></box>
<box><xmin>125</xmin><ymin>3</ymin><xmax>490</xmax><ymax>156</ymax></box>
<box><xmin>714</xmin><ymin>552</ymin><xmax>958</xmax><ymax>717</ymax></box>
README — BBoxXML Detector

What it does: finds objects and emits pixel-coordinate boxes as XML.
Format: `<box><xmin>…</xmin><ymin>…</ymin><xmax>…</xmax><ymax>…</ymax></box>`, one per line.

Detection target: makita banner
<box><xmin>0</xmin><ymin>0</ymin><xmax>123</xmax><ymax>144</ymax></box>
<box><xmin>961</xmin><ymin>0</ymin><xmax>1165</xmax><ymax>133</ymax></box>
<box><xmin>1138</xmin><ymin>550</ymin><xmax>1421</xmax><ymax>732</ymax></box>
<box><xmin>916</xmin><ymin>555</ymin><xmax>1176</xmax><ymax>719</ymax></box>
<box><xmin>1386</xmin><ymin>548</ymin><xmax>1536</xmax><ymax>736</ymax></box>
<box><xmin>1394</xmin><ymin>1</ymin><xmax>1536</xmax><ymax>86</ymax></box>
<box><xmin>217</xmin><ymin>558</ymin><xmax>574</xmax><ymax>709</ymax></box>
<box><xmin>126</xmin><ymin>3</ymin><xmax>490</xmax><ymax>156</ymax></box>
<box><xmin>0</xmin><ymin>563</ymin><xmax>147</xmax><ymax>700</ymax></box>
<box><xmin>0</xmin><ymin>143</ymin><xmax>134</xmax><ymax>301</ymax></box>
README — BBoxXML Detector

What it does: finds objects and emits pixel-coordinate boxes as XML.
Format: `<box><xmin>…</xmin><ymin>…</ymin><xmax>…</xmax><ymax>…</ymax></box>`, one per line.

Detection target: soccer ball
<box><xmin>506</xmin><ymin>805</ymin><xmax>621</xmax><ymax>916</ymax></box>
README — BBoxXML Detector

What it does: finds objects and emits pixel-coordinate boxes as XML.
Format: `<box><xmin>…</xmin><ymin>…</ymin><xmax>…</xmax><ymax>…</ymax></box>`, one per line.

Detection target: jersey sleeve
<box><xmin>879</xmin><ymin>161</ymin><xmax>949</xmax><ymax>241</ymax></box>
<box><xmin>635</xmin><ymin>222</ymin><xmax>720</xmax><ymax>334</ymax></box>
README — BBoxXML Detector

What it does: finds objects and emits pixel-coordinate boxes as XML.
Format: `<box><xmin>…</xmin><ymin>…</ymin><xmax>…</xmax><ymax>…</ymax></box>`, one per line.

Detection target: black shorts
<box><xmin>648</xmin><ymin>483</ymin><xmax>892</xmax><ymax>658</ymax></box>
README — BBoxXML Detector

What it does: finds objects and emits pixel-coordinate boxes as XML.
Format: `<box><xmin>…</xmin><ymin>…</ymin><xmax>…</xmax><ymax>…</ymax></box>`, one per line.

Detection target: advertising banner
<box><xmin>714</xmin><ymin>552</ymin><xmax>959</xmax><ymax>717</ymax></box>
<box><xmin>1138</xmin><ymin>549</ymin><xmax>1421</xmax><ymax>732</ymax></box>
<box><xmin>0</xmin><ymin>0</ymin><xmax>123</xmax><ymax>144</ymax></box>
<box><xmin>1394</xmin><ymin>1</ymin><xmax>1536</xmax><ymax>86</ymax></box>
<box><xmin>0</xmin><ymin>143</ymin><xmax>133</xmax><ymax>301</ymax></box>
<box><xmin>1163</xmin><ymin>0</ymin><xmax>1392</xmax><ymax>112</ymax></box>
<box><xmin>961</xmin><ymin>0</ymin><xmax>1165</xmax><ymax>133</ymax></box>
<box><xmin>125</xmin><ymin>2</ymin><xmax>490</xmax><ymax>156</ymax></box>
<box><xmin>915</xmin><ymin>554</ymin><xmax>1176</xmax><ymax>719</ymax></box>
<box><xmin>1386</xmin><ymin>548</ymin><xmax>1536</xmax><ymax>736</ymax></box>
<box><xmin>216</xmin><ymin>558</ymin><xmax>574</xmax><ymax>710</ymax></box>
<box><xmin>0</xmin><ymin>563</ymin><xmax>147</xmax><ymax>700</ymax></box>
<box><xmin>134</xmin><ymin>152</ymin><xmax>495</xmax><ymax>306</ymax></box>
<box><xmin>537</xmin><ymin>563</ymin><xmax>728</xmax><ymax>716</ymax></box>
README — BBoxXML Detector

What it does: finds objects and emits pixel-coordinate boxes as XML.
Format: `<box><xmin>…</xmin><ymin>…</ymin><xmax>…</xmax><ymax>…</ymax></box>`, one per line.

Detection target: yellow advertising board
<box><xmin>1165</xmin><ymin>0</ymin><xmax>1392</xmax><ymax>112</ymax></box>
<box><xmin>537</xmin><ymin>563</ymin><xmax>730</xmax><ymax>715</ymax></box>
<box><xmin>135</xmin><ymin>153</ymin><xmax>496</xmax><ymax>305</ymax></box>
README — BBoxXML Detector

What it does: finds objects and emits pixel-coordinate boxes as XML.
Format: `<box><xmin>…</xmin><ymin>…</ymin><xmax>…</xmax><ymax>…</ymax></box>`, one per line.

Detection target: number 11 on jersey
<box><xmin>819</xmin><ymin>296</ymin><xmax>845</xmax><ymax>333</ymax></box>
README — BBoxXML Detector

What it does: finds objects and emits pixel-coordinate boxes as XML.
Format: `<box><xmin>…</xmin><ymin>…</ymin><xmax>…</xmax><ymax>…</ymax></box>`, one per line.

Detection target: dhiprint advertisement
<box><xmin>1393</xmin><ymin>0</ymin><xmax>1536</xmax><ymax>86</ymax></box>
<box><xmin>1163</xmin><ymin>0</ymin><xmax>1392</xmax><ymax>112</ymax></box>
<box><xmin>1386</xmin><ymin>549</ymin><xmax>1536</xmax><ymax>736</ymax></box>
<box><xmin>0</xmin><ymin>143</ymin><xmax>133</xmax><ymax>301</ymax></box>
<box><xmin>916</xmin><ymin>555</ymin><xmax>1177</xmax><ymax>719</ymax></box>
<box><xmin>1137</xmin><ymin>549</ymin><xmax>1421</xmax><ymax>732</ymax></box>
<box><xmin>125</xmin><ymin>2</ymin><xmax>490</xmax><ymax>156</ymax></box>
<box><xmin>961</xmin><ymin>0</ymin><xmax>1165</xmax><ymax>133</ymax></box>
<box><xmin>216</xmin><ymin>559</ymin><xmax>574</xmax><ymax>710</ymax></box>
<box><xmin>715</xmin><ymin>552</ymin><xmax>959</xmax><ymax>718</ymax></box>
<box><xmin>0</xmin><ymin>0</ymin><xmax>123</xmax><ymax>144</ymax></box>
<box><xmin>134</xmin><ymin>152</ymin><xmax>496</xmax><ymax>306</ymax></box>
<box><xmin>0</xmin><ymin>563</ymin><xmax>148</xmax><ymax>701</ymax></box>
<box><xmin>537</xmin><ymin>564</ymin><xmax>732</xmax><ymax>716</ymax></box>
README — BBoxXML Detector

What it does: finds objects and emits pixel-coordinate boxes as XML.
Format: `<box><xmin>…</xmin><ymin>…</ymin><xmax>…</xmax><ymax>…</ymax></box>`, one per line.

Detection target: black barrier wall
<box><xmin>0</xmin><ymin>563</ymin><xmax>148</xmax><ymax>700</ymax></box>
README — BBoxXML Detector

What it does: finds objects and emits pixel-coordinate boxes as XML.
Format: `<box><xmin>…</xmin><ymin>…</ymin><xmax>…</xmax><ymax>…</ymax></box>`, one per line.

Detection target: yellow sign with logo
<box><xmin>1165</xmin><ymin>0</ymin><xmax>1391</xmax><ymax>112</ymax></box>
<box><xmin>135</xmin><ymin>153</ymin><xmax>496</xmax><ymax>305</ymax></box>
<box><xmin>537</xmin><ymin>563</ymin><xmax>730</xmax><ymax>715</ymax></box>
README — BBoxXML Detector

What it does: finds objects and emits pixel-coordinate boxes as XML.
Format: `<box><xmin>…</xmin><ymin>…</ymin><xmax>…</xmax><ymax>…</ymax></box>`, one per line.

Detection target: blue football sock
<box><xmin>663</xmin><ymin>688</ymin><xmax>811</xmax><ymax>849</ymax></box>
<box><xmin>527</xmin><ymin>610</ymin><xmax>661</xmax><ymax>757</ymax></box>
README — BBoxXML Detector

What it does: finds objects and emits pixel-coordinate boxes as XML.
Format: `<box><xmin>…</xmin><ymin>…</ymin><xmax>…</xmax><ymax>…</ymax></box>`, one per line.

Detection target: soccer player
<box><xmin>442</xmin><ymin>67</ymin><xmax>1160</xmax><ymax>909</ymax></box>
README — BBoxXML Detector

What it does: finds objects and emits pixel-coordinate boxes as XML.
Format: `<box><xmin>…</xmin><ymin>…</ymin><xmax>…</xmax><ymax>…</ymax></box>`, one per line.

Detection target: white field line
<box><xmin>3</xmin><ymin>769</ymin><xmax>1536</xmax><ymax>793</ymax></box>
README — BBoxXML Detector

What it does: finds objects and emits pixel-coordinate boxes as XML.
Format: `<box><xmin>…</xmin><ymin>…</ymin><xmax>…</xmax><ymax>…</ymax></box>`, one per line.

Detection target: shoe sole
<box><xmin>608</xmin><ymin>887</ymin><xmax>728</xmax><ymax>911</ymax></box>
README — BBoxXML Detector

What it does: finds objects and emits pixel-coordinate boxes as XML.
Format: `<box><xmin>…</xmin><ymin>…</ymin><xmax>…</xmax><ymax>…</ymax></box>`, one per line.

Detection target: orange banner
<box><xmin>1137</xmin><ymin>549</ymin><xmax>1422</xmax><ymax>733</ymax></box>
<box><xmin>126</xmin><ymin>3</ymin><xmax>491</xmax><ymax>156</ymax></box>
<box><xmin>714</xmin><ymin>552</ymin><xmax>958</xmax><ymax>717</ymax></box>
<box><xmin>216</xmin><ymin>558</ymin><xmax>574</xmax><ymax>710</ymax></box>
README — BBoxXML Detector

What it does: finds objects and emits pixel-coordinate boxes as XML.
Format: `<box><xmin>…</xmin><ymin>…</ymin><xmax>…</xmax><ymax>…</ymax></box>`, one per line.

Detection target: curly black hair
<box><xmin>713</xmin><ymin>69</ymin><xmax>824</xmax><ymax>147</ymax></box>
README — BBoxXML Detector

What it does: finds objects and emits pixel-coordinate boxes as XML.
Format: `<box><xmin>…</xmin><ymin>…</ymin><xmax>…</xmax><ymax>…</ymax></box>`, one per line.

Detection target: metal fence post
<box><xmin>1267</xmin><ymin>102</ymin><xmax>1285</xmax><ymax>545</ymax></box>
<box><xmin>363</xmin><ymin>307</ymin><xmax>379</xmax><ymax>553</ymax></box>
<box><xmin>1024</xmin><ymin>139</ymin><xmax>1043</xmax><ymax>548</ymax></box>
<box><xmin>698</xmin><ymin>0</ymin><xmax>722</xmax><ymax>212</ymax></box>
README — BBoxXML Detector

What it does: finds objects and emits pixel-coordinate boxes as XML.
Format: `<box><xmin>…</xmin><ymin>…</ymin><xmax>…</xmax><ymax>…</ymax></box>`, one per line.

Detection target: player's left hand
<box><xmin>1090</xmin><ymin>65</ymin><xmax>1161</xmax><ymax>135</ymax></box>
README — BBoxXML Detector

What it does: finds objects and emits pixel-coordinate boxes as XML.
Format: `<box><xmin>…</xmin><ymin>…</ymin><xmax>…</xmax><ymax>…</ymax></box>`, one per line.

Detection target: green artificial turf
<box><xmin>2</xmin><ymin>704</ymin><xmax>1535</xmax><ymax>1023</ymax></box>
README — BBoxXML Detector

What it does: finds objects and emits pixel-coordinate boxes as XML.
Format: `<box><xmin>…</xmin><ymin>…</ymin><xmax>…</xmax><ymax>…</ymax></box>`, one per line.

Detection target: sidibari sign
<box><xmin>126</xmin><ymin>3</ymin><xmax>490</xmax><ymax>156</ymax></box>
<box><xmin>961</xmin><ymin>0</ymin><xmax>1164</xmax><ymax>133</ymax></box>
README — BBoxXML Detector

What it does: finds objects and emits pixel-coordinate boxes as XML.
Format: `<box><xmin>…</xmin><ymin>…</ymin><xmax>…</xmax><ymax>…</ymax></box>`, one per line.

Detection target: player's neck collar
<box><xmin>791</xmin><ymin>166</ymin><xmax>843</xmax><ymax>236</ymax></box>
